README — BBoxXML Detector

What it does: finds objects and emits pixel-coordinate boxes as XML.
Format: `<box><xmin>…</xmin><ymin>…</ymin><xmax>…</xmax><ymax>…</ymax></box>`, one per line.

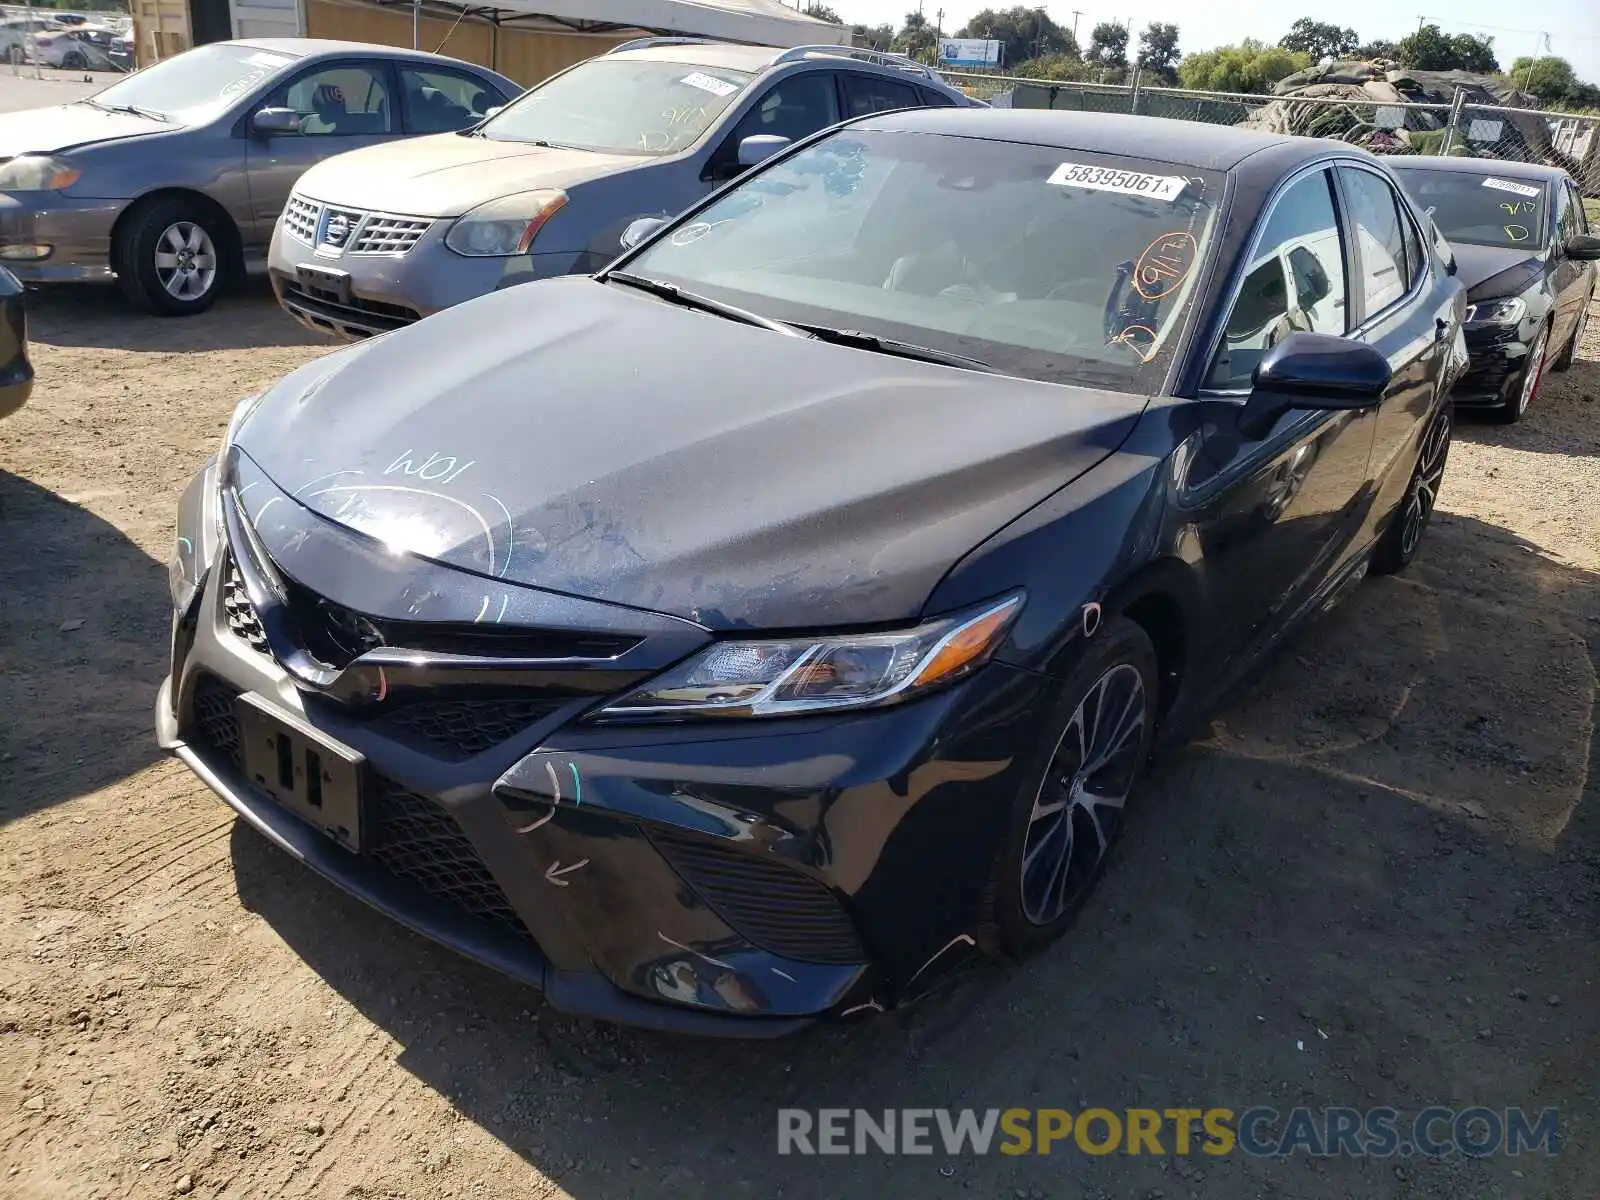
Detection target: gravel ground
<box><xmin>1</xmin><ymin>283</ymin><xmax>1598</xmax><ymax>1194</ymax></box>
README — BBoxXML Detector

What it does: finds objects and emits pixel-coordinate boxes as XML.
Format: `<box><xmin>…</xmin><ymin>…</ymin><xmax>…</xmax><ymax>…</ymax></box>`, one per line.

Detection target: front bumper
<box><xmin>0</xmin><ymin>192</ymin><xmax>121</xmax><ymax>282</ymax></box>
<box><xmin>1451</xmin><ymin>322</ymin><xmax>1533</xmax><ymax>407</ymax></box>
<box><xmin>267</xmin><ymin>213</ymin><xmax>603</xmax><ymax>339</ymax></box>
<box><xmin>157</xmin><ymin>482</ymin><xmax>1051</xmax><ymax>1033</ymax></box>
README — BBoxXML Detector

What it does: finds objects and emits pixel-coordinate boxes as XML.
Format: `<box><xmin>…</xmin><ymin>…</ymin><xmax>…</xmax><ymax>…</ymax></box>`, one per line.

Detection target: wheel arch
<box><xmin>1098</xmin><ymin>557</ymin><xmax>1202</xmax><ymax>724</ymax></box>
<box><xmin>109</xmin><ymin>187</ymin><xmax>245</xmax><ymax>279</ymax></box>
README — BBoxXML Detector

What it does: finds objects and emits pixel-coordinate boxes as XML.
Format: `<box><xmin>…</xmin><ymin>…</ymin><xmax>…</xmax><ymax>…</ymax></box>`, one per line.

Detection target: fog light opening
<box><xmin>0</xmin><ymin>244</ymin><xmax>51</xmax><ymax>261</ymax></box>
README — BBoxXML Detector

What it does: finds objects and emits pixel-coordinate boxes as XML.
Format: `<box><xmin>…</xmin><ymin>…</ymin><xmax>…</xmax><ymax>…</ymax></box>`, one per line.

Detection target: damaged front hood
<box><xmin>237</xmin><ymin>277</ymin><xmax>1145</xmax><ymax>630</ymax></box>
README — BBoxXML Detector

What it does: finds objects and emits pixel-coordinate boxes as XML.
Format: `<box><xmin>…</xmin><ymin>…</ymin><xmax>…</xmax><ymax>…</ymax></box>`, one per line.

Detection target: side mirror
<box><xmin>250</xmin><ymin>106</ymin><xmax>300</xmax><ymax>136</ymax></box>
<box><xmin>483</xmin><ymin>105</ymin><xmax>504</xmax><ymax>120</ymax></box>
<box><xmin>737</xmin><ymin>134</ymin><xmax>790</xmax><ymax>168</ymax></box>
<box><xmin>1563</xmin><ymin>233</ymin><xmax>1600</xmax><ymax>261</ymax></box>
<box><xmin>1237</xmin><ymin>332</ymin><xmax>1392</xmax><ymax>440</ymax></box>
<box><xmin>619</xmin><ymin>216</ymin><xmax>668</xmax><ymax>251</ymax></box>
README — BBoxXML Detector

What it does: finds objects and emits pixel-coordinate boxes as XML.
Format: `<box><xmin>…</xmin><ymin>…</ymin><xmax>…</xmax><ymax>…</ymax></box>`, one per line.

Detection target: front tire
<box><xmin>1371</xmin><ymin>403</ymin><xmax>1451</xmax><ymax>576</ymax></box>
<box><xmin>114</xmin><ymin>197</ymin><xmax>229</xmax><ymax>315</ymax></box>
<box><xmin>980</xmin><ymin>616</ymin><xmax>1157</xmax><ymax>958</ymax></box>
<box><xmin>1490</xmin><ymin>323</ymin><xmax>1548</xmax><ymax>425</ymax></box>
<box><xmin>1550</xmin><ymin>306</ymin><xmax>1586</xmax><ymax>372</ymax></box>
<box><xmin>62</xmin><ymin>50</ymin><xmax>86</xmax><ymax>70</ymax></box>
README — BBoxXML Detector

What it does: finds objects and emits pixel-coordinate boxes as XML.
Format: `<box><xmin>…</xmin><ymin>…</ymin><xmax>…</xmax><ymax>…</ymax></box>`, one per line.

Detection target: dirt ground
<box><xmin>2</xmin><ymin>268</ymin><xmax>1598</xmax><ymax>1197</ymax></box>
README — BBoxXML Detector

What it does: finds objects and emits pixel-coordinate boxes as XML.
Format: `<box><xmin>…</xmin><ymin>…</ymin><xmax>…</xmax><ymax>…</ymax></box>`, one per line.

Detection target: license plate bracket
<box><xmin>295</xmin><ymin>264</ymin><xmax>352</xmax><ymax>303</ymax></box>
<box><xmin>237</xmin><ymin>693</ymin><xmax>366</xmax><ymax>851</ymax></box>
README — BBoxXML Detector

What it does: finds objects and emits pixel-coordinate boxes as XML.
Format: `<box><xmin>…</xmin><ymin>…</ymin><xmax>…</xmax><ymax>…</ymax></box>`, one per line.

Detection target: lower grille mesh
<box><xmin>649</xmin><ymin>829</ymin><xmax>866</xmax><ymax>965</ymax></box>
<box><xmin>375</xmin><ymin>698</ymin><xmax>565</xmax><ymax>761</ymax></box>
<box><xmin>184</xmin><ymin>677</ymin><xmax>532</xmax><ymax>941</ymax></box>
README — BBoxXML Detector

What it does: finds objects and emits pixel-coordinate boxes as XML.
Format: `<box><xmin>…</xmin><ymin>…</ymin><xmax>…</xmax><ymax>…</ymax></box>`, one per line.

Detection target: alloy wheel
<box><xmin>1020</xmin><ymin>662</ymin><xmax>1147</xmax><ymax>925</ymax></box>
<box><xmin>1516</xmin><ymin>327</ymin><xmax>1548</xmax><ymax>416</ymax></box>
<box><xmin>1401</xmin><ymin>408</ymin><xmax>1451</xmax><ymax>558</ymax></box>
<box><xmin>154</xmin><ymin>221</ymin><xmax>217</xmax><ymax>302</ymax></box>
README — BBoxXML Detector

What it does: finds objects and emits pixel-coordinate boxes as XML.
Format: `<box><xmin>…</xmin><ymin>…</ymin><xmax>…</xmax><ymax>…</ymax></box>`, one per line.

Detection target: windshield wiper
<box><xmin>792</xmin><ymin>323</ymin><xmax>997</xmax><ymax>374</ymax></box>
<box><xmin>94</xmin><ymin>100</ymin><xmax>170</xmax><ymax>121</ymax></box>
<box><xmin>605</xmin><ymin>271</ymin><xmax>804</xmax><ymax>337</ymax></box>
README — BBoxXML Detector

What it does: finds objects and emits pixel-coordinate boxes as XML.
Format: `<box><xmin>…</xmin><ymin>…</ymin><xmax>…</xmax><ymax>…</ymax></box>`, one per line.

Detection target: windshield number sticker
<box><xmin>243</xmin><ymin>51</ymin><xmax>292</xmax><ymax>68</ymax></box>
<box><xmin>680</xmin><ymin>72</ymin><xmax>738</xmax><ymax>98</ymax></box>
<box><xmin>1047</xmin><ymin>162</ymin><xmax>1188</xmax><ymax>201</ymax></box>
<box><xmin>1482</xmin><ymin>177</ymin><xmax>1540</xmax><ymax>198</ymax></box>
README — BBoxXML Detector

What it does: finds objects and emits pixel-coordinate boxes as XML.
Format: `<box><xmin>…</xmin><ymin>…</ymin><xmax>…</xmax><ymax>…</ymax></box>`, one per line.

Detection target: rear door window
<box><xmin>400</xmin><ymin>66</ymin><xmax>503</xmax><ymax>133</ymax></box>
<box><xmin>841</xmin><ymin>73</ymin><xmax>919</xmax><ymax>117</ymax></box>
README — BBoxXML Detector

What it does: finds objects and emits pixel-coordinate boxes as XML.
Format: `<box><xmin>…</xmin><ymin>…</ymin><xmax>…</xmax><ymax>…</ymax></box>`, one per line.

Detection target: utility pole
<box><xmin>935</xmin><ymin>7</ymin><xmax>943</xmax><ymax>40</ymax></box>
<box><xmin>1071</xmin><ymin>9</ymin><xmax>1083</xmax><ymax>43</ymax></box>
<box><xmin>1416</xmin><ymin>15</ymin><xmax>1426</xmax><ymax>32</ymax></box>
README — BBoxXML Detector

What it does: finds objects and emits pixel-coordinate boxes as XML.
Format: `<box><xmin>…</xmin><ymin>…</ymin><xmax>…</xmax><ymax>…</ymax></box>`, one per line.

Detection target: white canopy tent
<box><xmin>488</xmin><ymin>0</ymin><xmax>852</xmax><ymax>47</ymax></box>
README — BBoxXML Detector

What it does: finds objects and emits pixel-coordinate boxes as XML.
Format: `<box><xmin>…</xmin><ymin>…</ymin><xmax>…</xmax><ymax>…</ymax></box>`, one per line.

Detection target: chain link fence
<box><xmin>941</xmin><ymin>70</ymin><xmax>1600</xmax><ymax>200</ymax></box>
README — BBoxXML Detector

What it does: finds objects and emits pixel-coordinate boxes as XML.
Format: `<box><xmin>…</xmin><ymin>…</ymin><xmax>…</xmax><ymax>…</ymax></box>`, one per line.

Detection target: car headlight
<box><xmin>220</xmin><ymin>390</ymin><xmax>264</xmax><ymax>461</ymax></box>
<box><xmin>169</xmin><ymin>458</ymin><xmax>222</xmax><ymax>613</ymax></box>
<box><xmin>1463</xmin><ymin>296</ymin><xmax>1526</xmax><ymax>327</ymax></box>
<box><xmin>596</xmin><ymin>594</ymin><xmax>1024</xmax><ymax>721</ymax></box>
<box><xmin>0</xmin><ymin>154</ymin><xmax>81</xmax><ymax>192</ymax></box>
<box><xmin>444</xmin><ymin>189</ymin><xmax>568</xmax><ymax>257</ymax></box>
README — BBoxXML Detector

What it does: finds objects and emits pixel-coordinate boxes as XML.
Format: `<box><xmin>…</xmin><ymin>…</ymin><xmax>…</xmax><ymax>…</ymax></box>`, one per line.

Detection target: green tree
<box><xmin>1136</xmin><ymin>22</ymin><xmax>1181</xmax><ymax>81</ymax></box>
<box><xmin>1086</xmin><ymin>21</ymin><xmax>1129</xmax><ymax>68</ymax></box>
<box><xmin>1509</xmin><ymin>55</ymin><xmax>1576</xmax><ymax>104</ymax></box>
<box><xmin>956</xmin><ymin>6</ymin><xmax>1078</xmax><ymax>69</ymax></box>
<box><xmin>1179</xmin><ymin>40</ymin><xmax>1312</xmax><ymax>93</ymax></box>
<box><xmin>1395</xmin><ymin>23</ymin><xmax>1498</xmax><ymax>73</ymax></box>
<box><xmin>1355</xmin><ymin>39</ymin><xmax>1399</xmax><ymax>60</ymax></box>
<box><xmin>1278</xmin><ymin>18</ymin><xmax>1359</xmax><ymax>61</ymax></box>
<box><xmin>851</xmin><ymin>22</ymin><xmax>895</xmax><ymax>50</ymax></box>
<box><xmin>801</xmin><ymin>3</ymin><xmax>842</xmax><ymax>22</ymax></box>
<box><xmin>1010</xmin><ymin>52</ymin><xmax>1096</xmax><ymax>81</ymax></box>
<box><xmin>892</xmin><ymin>11</ymin><xmax>938</xmax><ymax>63</ymax></box>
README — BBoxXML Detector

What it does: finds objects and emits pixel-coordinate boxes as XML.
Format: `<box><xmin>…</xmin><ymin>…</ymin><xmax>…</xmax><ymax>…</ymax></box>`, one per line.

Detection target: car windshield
<box><xmin>480</xmin><ymin>57</ymin><xmax>752</xmax><ymax>155</ymax></box>
<box><xmin>1391</xmin><ymin>167</ymin><xmax>1549</xmax><ymax>251</ymax></box>
<box><xmin>620</xmin><ymin>129</ymin><xmax>1223</xmax><ymax>391</ymax></box>
<box><xmin>88</xmin><ymin>42</ymin><xmax>297</xmax><ymax>123</ymax></box>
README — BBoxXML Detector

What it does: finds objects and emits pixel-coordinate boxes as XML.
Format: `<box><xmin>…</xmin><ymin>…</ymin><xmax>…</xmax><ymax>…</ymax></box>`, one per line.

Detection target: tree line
<box><xmin>801</xmin><ymin>6</ymin><xmax>1598</xmax><ymax>110</ymax></box>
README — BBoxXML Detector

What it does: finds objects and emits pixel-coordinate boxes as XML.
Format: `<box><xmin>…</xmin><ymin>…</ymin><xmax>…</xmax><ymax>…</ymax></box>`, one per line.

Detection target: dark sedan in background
<box><xmin>1391</xmin><ymin>157</ymin><xmax>1599</xmax><ymax>423</ymax></box>
<box><xmin>0</xmin><ymin>38</ymin><xmax>516</xmax><ymax>314</ymax></box>
<box><xmin>158</xmin><ymin>110</ymin><xmax>1465</xmax><ymax>1035</ymax></box>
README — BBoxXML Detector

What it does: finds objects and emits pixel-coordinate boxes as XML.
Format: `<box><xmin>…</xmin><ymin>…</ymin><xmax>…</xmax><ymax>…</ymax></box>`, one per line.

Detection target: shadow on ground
<box><xmin>230</xmin><ymin>512</ymin><xmax>1600</xmax><ymax>1200</ymax></box>
<box><xmin>24</xmin><ymin>278</ymin><xmax>323</xmax><ymax>353</ymax></box>
<box><xmin>0</xmin><ymin>471</ymin><xmax>170</xmax><ymax>822</ymax></box>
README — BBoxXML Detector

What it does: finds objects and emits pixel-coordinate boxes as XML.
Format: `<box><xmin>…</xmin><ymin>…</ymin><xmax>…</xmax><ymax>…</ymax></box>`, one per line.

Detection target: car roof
<box><xmin>1386</xmin><ymin>155</ymin><xmax>1570</xmax><ymax>183</ymax></box>
<box><xmin>608</xmin><ymin>41</ymin><xmax>951</xmax><ymax>89</ymax></box>
<box><xmin>850</xmin><ymin>107</ymin><xmax>1339</xmax><ymax>174</ymax></box>
<box><xmin>227</xmin><ymin>36</ymin><xmax>503</xmax><ymax>72</ymax></box>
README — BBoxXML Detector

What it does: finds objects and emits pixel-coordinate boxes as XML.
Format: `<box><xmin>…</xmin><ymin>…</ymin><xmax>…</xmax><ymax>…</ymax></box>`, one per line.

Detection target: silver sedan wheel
<box><xmin>1020</xmin><ymin>662</ymin><xmax>1147</xmax><ymax>926</ymax></box>
<box><xmin>154</xmin><ymin>221</ymin><xmax>217</xmax><ymax>302</ymax></box>
<box><xmin>1516</xmin><ymin>326</ymin><xmax>1548</xmax><ymax>416</ymax></box>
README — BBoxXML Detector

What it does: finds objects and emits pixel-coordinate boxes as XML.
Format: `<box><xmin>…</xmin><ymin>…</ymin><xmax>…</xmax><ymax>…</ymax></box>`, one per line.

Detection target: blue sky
<box><xmin>829</xmin><ymin>0</ymin><xmax>1600</xmax><ymax>89</ymax></box>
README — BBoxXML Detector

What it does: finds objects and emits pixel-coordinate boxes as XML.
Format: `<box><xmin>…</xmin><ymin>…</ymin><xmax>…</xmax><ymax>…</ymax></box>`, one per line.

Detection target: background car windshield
<box><xmin>1391</xmin><ymin>167</ymin><xmax>1547</xmax><ymax>251</ymax></box>
<box><xmin>91</xmin><ymin>42</ymin><xmax>295</xmax><ymax>122</ymax></box>
<box><xmin>482</xmin><ymin>58</ymin><xmax>751</xmax><ymax>155</ymax></box>
<box><xmin>624</xmin><ymin>130</ymin><xmax>1221</xmax><ymax>391</ymax></box>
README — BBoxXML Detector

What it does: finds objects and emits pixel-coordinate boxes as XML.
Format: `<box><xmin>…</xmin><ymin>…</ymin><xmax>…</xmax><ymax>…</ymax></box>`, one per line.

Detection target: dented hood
<box><xmin>237</xmin><ymin>277</ymin><xmax>1145</xmax><ymax>630</ymax></box>
<box><xmin>290</xmin><ymin>131</ymin><xmax>638</xmax><ymax>217</ymax></box>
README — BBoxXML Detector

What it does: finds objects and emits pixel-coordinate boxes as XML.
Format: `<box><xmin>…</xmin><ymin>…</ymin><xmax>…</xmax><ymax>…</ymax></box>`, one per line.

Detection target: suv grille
<box><xmin>650</xmin><ymin>829</ymin><xmax>866</xmax><ymax>965</ymax></box>
<box><xmin>352</xmin><ymin>215</ymin><xmax>432</xmax><ymax>254</ymax></box>
<box><xmin>221</xmin><ymin>557</ymin><xmax>270</xmax><ymax>657</ymax></box>
<box><xmin>375</xmin><ymin>698</ymin><xmax>567</xmax><ymax>761</ymax></box>
<box><xmin>282</xmin><ymin>194</ymin><xmax>318</xmax><ymax>244</ymax></box>
<box><xmin>184</xmin><ymin>677</ymin><xmax>532</xmax><ymax>942</ymax></box>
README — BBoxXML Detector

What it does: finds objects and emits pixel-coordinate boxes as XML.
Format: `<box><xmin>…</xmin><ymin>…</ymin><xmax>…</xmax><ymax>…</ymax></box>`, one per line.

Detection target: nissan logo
<box><xmin>322</xmin><ymin>213</ymin><xmax>351</xmax><ymax>247</ymax></box>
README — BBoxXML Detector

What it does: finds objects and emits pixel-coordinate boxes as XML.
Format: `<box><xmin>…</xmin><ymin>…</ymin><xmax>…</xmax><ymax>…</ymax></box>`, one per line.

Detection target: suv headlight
<box><xmin>596</xmin><ymin>594</ymin><xmax>1024</xmax><ymax>721</ymax></box>
<box><xmin>0</xmin><ymin>154</ymin><xmax>81</xmax><ymax>192</ymax></box>
<box><xmin>445</xmin><ymin>189</ymin><xmax>567</xmax><ymax>257</ymax></box>
<box><xmin>1463</xmin><ymin>296</ymin><xmax>1526</xmax><ymax>327</ymax></box>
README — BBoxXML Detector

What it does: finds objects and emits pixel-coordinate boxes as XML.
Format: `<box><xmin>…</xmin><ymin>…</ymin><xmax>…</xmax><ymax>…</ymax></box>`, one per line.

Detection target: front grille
<box><xmin>190</xmin><ymin>675</ymin><xmax>243</xmax><ymax>771</ymax></box>
<box><xmin>280</xmin><ymin>282</ymin><xmax>420</xmax><ymax>336</ymax></box>
<box><xmin>221</xmin><ymin>556</ymin><xmax>271</xmax><ymax>657</ymax></box>
<box><xmin>282</xmin><ymin>194</ymin><xmax>318</xmax><ymax>245</ymax></box>
<box><xmin>650</xmin><ymin>830</ymin><xmax>866</xmax><ymax>965</ymax></box>
<box><xmin>370</xmin><ymin>780</ymin><xmax>531</xmax><ymax>939</ymax></box>
<box><xmin>375</xmin><ymin>697</ymin><xmax>567</xmax><ymax>761</ymax></box>
<box><xmin>352</xmin><ymin>215</ymin><xmax>431</xmax><ymax>254</ymax></box>
<box><xmin>183</xmin><ymin>676</ymin><xmax>533</xmax><ymax>941</ymax></box>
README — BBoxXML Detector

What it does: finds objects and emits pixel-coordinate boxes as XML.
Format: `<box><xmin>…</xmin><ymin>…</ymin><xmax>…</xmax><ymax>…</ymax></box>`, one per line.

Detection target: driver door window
<box><xmin>711</xmin><ymin>73</ymin><xmax>839</xmax><ymax>177</ymax></box>
<box><xmin>1207</xmin><ymin>168</ymin><xmax>1348</xmax><ymax>391</ymax></box>
<box><xmin>280</xmin><ymin>64</ymin><xmax>392</xmax><ymax>135</ymax></box>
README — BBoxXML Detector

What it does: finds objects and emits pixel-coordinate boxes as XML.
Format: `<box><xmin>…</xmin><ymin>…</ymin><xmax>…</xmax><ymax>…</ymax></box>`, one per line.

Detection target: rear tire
<box><xmin>1490</xmin><ymin>323</ymin><xmax>1548</xmax><ymax>425</ymax></box>
<box><xmin>113</xmin><ymin>196</ymin><xmax>230</xmax><ymax>316</ymax></box>
<box><xmin>978</xmin><ymin>616</ymin><xmax>1157</xmax><ymax>959</ymax></box>
<box><xmin>1550</xmin><ymin>306</ymin><xmax>1586</xmax><ymax>372</ymax></box>
<box><xmin>1371</xmin><ymin>403</ymin><xmax>1451</xmax><ymax>576</ymax></box>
